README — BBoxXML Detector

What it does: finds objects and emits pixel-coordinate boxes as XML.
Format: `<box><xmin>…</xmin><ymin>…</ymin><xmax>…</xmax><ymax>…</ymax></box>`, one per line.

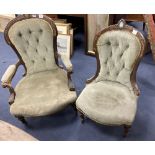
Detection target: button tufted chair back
<box><xmin>90</xmin><ymin>20</ymin><xmax>145</xmax><ymax>93</ymax></box>
<box><xmin>4</xmin><ymin>15</ymin><xmax>58</xmax><ymax>75</ymax></box>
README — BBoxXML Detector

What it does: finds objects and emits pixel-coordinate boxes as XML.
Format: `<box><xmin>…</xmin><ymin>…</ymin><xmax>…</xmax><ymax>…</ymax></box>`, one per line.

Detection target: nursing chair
<box><xmin>76</xmin><ymin>19</ymin><xmax>145</xmax><ymax>137</ymax></box>
<box><xmin>1</xmin><ymin>14</ymin><xmax>77</xmax><ymax>124</ymax></box>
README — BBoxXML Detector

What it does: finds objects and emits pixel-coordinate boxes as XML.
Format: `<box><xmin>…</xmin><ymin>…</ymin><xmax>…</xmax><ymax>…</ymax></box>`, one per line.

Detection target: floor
<box><xmin>1</xmin><ymin>23</ymin><xmax>155</xmax><ymax>140</ymax></box>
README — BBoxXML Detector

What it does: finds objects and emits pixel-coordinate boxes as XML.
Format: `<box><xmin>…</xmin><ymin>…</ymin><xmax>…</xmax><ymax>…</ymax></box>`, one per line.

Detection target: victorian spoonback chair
<box><xmin>76</xmin><ymin>19</ymin><xmax>145</xmax><ymax>137</ymax></box>
<box><xmin>1</xmin><ymin>14</ymin><xmax>77</xmax><ymax>124</ymax></box>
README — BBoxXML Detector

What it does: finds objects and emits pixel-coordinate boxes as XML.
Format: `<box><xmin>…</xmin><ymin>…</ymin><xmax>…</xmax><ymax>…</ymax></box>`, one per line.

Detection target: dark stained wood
<box><xmin>79</xmin><ymin>111</ymin><xmax>85</xmax><ymax>124</ymax></box>
<box><xmin>45</xmin><ymin>14</ymin><xmax>58</xmax><ymax>19</ymax></box>
<box><xmin>71</xmin><ymin>103</ymin><xmax>77</xmax><ymax>115</ymax></box>
<box><xmin>2</xmin><ymin>84</ymin><xmax>16</xmax><ymax>105</ymax></box>
<box><xmin>16</xmin><ymin>116</ymin><xmax>28</xmax><ymax>125</ymax></box>
<box><xmin>113</xmin><ymin>14</ymin><xmax>145</xmax><ymax>23</ymax></box>
<box><xmin>67</xmin><ymin>71</ymin><xmax>75</xmax><ymax>91</ymax></box>
<box><xmin>123</xmin><ymin>125</ymin><xmax>131</xmax><ymax>137</ymax></box>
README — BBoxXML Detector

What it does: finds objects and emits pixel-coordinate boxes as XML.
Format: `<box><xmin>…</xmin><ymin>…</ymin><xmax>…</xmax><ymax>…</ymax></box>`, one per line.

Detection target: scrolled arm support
<box><xmin>132</xmin><ymin>82</ymin><xmax>140</xmax><ymax>96</ymax></box>
<box><xmin>67</xmin><ymin>71</ymin><xmax>75</xmax><ymax>91</ymax></box>
<box><xmin>1</xmin><ymin>61</ymin><xmax>21</xmax><ymax>105</ymax></box>
<box><xmin>58</xmin><ymin>52</ymin><xmax>73</xmax><ymax>72</ymax></box>
<box><xmin>2</xmin><ymin>83</ymin><xmax>16</xmax><ymax>105</ymax></box>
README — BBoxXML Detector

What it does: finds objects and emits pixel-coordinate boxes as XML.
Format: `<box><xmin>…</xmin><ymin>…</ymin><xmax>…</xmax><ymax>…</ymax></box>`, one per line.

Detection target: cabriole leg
<box><xmin>71</xmin><ymin>103</ymin><xmax>77</xmax><ymax>115</ymax></box>
<box><xmin>16</xmin><ymin>116</ymin><xmax>28</xmax><ymax>125</ymax></box>
<box><xmin>123</xmin><ymin>125</ymin><xmax>131</xmax><ymax>137</ymax></box>
<box><xmin>79</xmin><ymin>111</ymin><xmax>85</xmax><ymax>124</ymax></box>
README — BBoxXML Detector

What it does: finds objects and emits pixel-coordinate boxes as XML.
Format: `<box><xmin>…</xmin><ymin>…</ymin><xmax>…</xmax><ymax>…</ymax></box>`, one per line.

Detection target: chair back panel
<box><xmin>8</xmin><ymin>18</ymin><xmax>58</xmax><ymax>74</ymax></box>
<box><xmin>95</xmin><ymin>29</ymin><xmax>141</xmax><ymax>89</ymax></box>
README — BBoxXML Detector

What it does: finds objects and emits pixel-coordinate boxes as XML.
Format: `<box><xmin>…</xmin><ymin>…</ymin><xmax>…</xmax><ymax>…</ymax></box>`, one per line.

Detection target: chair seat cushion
<box><xmin>76</xmin><ymin>81</ymin><xmax>137</xmax><ymax>125</ymax></box>
<box><xmin>10</xmin><ymin>69</ymin><xmax>77</xmax><ymax>117</ymax></box>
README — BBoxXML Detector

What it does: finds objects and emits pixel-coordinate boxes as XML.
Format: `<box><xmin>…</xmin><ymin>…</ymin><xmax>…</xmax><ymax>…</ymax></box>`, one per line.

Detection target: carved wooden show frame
<box><xmin>78</xmin><ymin>19</ymin><xmax>146</xmax><ymax>137</ymax></box>
<box><xmin>87</xmin><ymin>19</ymin><xmax>146</xmax><ymax>96</ymax></box>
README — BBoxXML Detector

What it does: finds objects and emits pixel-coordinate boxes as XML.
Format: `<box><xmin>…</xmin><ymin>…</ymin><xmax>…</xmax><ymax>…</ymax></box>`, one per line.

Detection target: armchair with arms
<box><xmin>1</xmin><ymin>14</ymin><xmax>77</xmax><ymax>124</ymax></box>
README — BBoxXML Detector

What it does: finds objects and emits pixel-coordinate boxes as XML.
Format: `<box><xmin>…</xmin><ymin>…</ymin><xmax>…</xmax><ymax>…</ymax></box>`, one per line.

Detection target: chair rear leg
<box><xmin>79</xmin><ymin>111</ymin><xmax>85</xmax><ymax>124</ymax></box>
<box><xmin>123</xmin><ymin>125</ymin><xmax>131</xmax><ymax>137</ymax></box>
<box><xmin>71</xmin><ymin>103</ymin><xmax>77</xmax><ymax>115</ymax></box>
<box><xmin>16</xmin><ymin>116</ymin><xmax>28</xmax><ymax>125</ymax></box>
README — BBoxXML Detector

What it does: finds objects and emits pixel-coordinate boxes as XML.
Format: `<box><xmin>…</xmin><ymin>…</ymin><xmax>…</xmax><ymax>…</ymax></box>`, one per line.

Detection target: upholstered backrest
<box><xmin>95</xmin><ymin>23</ymin><xmax>143</xmax><ymax>90</ymax></box>
<box><xmin>7</xmin><ymin>16</ymin><xmax>58</xmax><ymax>75</ymax></box>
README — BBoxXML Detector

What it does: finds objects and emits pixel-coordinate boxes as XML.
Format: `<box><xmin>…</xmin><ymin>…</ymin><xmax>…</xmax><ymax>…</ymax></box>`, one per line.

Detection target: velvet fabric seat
<box><xmin>76</xmin><ymin>81</ymin><xmax>137</xmax><ymax>125</ymax></box>
<box><xmin>76</xmin><ymin>19</ymin><xmax>145</xmax><ymax>136</ymax></box>
<box><xmin>1</xmin><ymin>14</ymin><xmax>77</xmax><ymax>123</ymax></box>
<box><xmin>11</xmin><ymin>69</ymin><xmax>77</xmax><ymax>117</ymax></box>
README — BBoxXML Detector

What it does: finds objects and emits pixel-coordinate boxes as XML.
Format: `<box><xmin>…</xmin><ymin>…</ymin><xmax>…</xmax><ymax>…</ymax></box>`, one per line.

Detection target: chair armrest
<box><xmin>1</xmin><ymin>65</ymin><xmax>17</xmax><ymax>85</ymax></box>
<box><xmin>1</xmin><ymin>62</ymin><xmax>20</xmax><ymax>105</ymax></box>
<box><xmin>58</xmin><ymin>52</ymin><xmax>73</xmax><ymax>72</ymax></box>
<box><xmin>58</xmin><ymin>53</ymin><xmax>75</xmax><ymax>91</ymax></box>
